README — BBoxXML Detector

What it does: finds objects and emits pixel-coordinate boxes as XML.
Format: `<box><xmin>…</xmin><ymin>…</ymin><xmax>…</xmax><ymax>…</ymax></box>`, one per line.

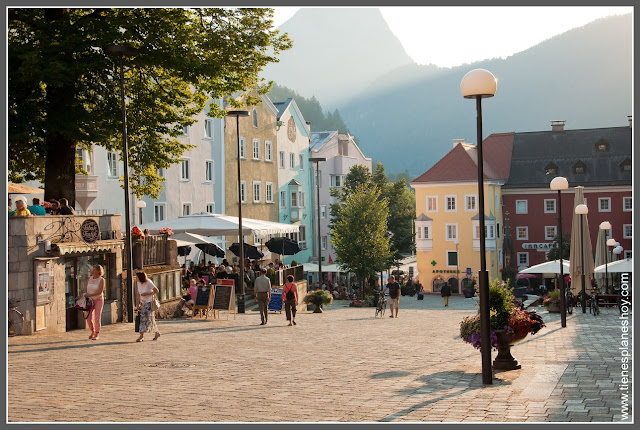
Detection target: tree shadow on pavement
<box><xmin>371</xmin><ymin>370</ymin><xmax>412</xmax><ymax>379</ymax></box>
<box><xmin>8</xmin><ymin>341</ymin><xmax>133</xmax><ymax>354</ymax></box>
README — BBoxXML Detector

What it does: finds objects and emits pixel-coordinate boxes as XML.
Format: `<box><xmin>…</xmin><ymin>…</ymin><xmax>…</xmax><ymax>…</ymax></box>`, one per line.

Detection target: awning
<box><xmin>52</xmin><ymin>240</ymin><xmax>125</xmax><ymax>255</ymax></box>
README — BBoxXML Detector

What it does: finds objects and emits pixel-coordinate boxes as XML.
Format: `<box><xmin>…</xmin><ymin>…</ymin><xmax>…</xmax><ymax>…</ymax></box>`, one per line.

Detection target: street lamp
<box><xmin>455</xmin><ymin>239</ymin><xmax>460</xmax><ymax>294</ymax></box>
<box><xmin>613</xmin><ymin>245</ymin><xmax>623</xmax><ymax>260</ymax></box>
<box><xmin>309</xmin><ymin>157</ymin><xmax>326</xmax><ymax>287</ymax></box>
<box><xmin>227</xmin><ymin>109</ymin><xmax>250</xmax><ymax>313</ymax></box>
<box><xmin>461</xmin><ymin>68</ymin><xmax>497</xmax><ymax>385</ymax></box>
<box><xmin>550</xmin><ymin>176</ymin><xmax>568</xmax><ymax>328</ymax></box>
<box><xmin>575</xmin><ymin>204</ymin><xmax>589</xmax><ymax>312</ymax></box>
<box><xmin>106</xmin><ymin>45</ymin><xmax>138</xmax><ymax>323</ymax></box>
<box><xmin>136</xmin><ymin>200</ymin><xmax>147</xmax><ymax>225</ymax></box>
<box><xmin>605</xmin><ymin>236</ymin><xmax>616</xmax><ymax>293</ymax></box>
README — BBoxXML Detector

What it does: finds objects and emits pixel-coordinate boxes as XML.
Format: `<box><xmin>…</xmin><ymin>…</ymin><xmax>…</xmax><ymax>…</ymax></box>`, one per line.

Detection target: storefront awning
<box><xmin>52</xmin><ymin>240</ymin><xmax>125</xmax><ymax>255</ymax></box>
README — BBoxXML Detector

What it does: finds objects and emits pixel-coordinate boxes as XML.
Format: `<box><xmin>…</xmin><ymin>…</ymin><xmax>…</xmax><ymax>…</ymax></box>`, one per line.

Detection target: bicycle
<box><xmin>8</xmin><ymin>298</ymin><xmax>24</xmax><ymax>337</ymax></box>
<box><xmin>375</xmin><ymin>293</ymin><xmax>387</xmax><ymax>318</ymax></box>
<box><xmin>589</xmin><ymin>292</ymin><xmax>599</xmax><ymax>316</ymax></box>
<box><xmin>565</xmin><ymin>290</ymin><xmax>575</xmax><ymax>315</ymax></box>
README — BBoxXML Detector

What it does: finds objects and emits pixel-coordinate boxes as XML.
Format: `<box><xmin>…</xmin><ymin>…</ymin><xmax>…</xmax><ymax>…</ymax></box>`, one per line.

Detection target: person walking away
<box><xmin>282</xmin><ymin>275</ymin><xmax>298</xmax><ymax>326</ymax></box>
<box><xmin>254</xmin><ymin>269</ymin><xmax>272</xmax><ymax>325</ymax></box>
<box><xmin>9</xmin><ymin>196</ymin><xmax>31</xmax><ymax>217</ymax></box>
<box><xmin>57</xmin><ymin>198</ymin><xmax>76</xmax><ymax>215</ymax></box>
<box><xmin>27</xmin><ymin>197</ymin><xmax>47</xmax><ymax>216</ymax></box>
<box><xmin>441</xmin><ymin>282</ymin><xmax>452</xmax><ymax>307</ymax></box>
<box><xmin>136</xmin><ymin>272</ymin><xmax>160</xmax><ymax>342</ymax></box>
<box><xmin>85</xmin><ymin>264</ymin><xmax>105</xmax><ymax>340</ymax></box>
<box><xmin>382</xmin><ymin>275</ymin><xmax>401</xmax><ymax>318</ymax></box>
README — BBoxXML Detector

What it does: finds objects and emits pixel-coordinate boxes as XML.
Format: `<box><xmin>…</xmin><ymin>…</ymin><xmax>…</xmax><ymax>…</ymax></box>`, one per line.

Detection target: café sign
<box><xmin>522</xmin><ymin>242</ymin><xmax>555</xmax><ymax>252</ymax></box>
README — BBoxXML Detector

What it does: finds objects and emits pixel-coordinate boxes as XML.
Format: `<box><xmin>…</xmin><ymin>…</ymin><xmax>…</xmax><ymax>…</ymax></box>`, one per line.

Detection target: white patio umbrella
<box><xmin>519</xmin><ymin>260</ymin><xmax>571</xmax><ymax>274</ymax></box>
<box><xmin>140</xmin><ymin>213</ymin><xmax>252</xmax><ymax>236</ymax></box>
<box><xmin>302</xmin><ymin>263</ymin><xmax>319</xmax><ymax>273</ymax></box>
<box><xmin>569</xmin><ymin>186</ymin><xmax>594</xmax><ymax>295</ymax></box>
<box><xmin>594</xmin><ymin>258</ymin><xmax>633</xmax><ymax>273</ymax></box>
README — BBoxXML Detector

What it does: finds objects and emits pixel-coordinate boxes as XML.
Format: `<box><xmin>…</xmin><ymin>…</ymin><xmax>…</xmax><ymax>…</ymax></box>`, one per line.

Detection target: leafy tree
<box><xmin>9</xmin><ymin>8</ymin><xmax>291</xmax><ymax>203</ymax></box>
<box><xmin>546</xmin><ymin>232</ymin><xmax>571</xmax><ymax>261</ymax></box>
<box><xmin>331</xmin><ymin>184</ymin><xmax>392</xmax><ymax>294</ymax></box>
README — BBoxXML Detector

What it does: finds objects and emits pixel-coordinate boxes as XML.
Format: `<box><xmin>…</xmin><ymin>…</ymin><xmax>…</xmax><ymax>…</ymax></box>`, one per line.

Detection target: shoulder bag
<box><xmin>151</xmin><ymin>294</ymin><xmax>161</xmax><ymax>311</ymax></box>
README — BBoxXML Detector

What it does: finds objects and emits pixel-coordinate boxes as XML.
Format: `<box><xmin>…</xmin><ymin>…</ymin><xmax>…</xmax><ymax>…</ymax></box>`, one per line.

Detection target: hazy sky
<box><xmin>273</xmin><ymin>7</ymin><xmax>631</xmax><ymax>68</ymax></box>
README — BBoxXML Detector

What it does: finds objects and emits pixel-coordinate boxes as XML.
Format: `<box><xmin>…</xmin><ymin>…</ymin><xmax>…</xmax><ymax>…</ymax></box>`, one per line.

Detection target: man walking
<box><xmin>441</xmin><ymin>282</ymin><xmax>452</xmax><ymax>307</ymax></box>
<box><xmin>253</xmin><ymin>268</ymin><xmax>271</xmax><ymax>325</ymax></box>
<box><xmin>382</xmin><ymin>275</ymin><xmax>401</xmax><ymax>318</ymax></box>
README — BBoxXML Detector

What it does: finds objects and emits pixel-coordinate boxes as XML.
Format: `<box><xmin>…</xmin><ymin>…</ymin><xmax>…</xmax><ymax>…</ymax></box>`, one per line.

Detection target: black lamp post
<box><xmin>310</xmin><ymin>157</ymin><xmax>326</xmax><ymax>286</ymax></box>
<box><xmin>106</xmin><ymin>45</ymin><xmax>138</xmax><ymax>323</ymax></box>
<box><xmin>461</xmin><ymin>68</ymin><xmax>497</xmax><ymax>385</ymax></box>
<box><xmin>550</xmin><ymin>176</ymin><xmax>568</xmax><ymax>328</ymax></box>
<box><xmin>575</xmin><ymin>204</ymin><xmax>589</xmax><ymax>313</ymax></box>
<box><xmin>227</xmin><ymin>110</ymin><xmax>250</xmax><ymax>313</ymax></box>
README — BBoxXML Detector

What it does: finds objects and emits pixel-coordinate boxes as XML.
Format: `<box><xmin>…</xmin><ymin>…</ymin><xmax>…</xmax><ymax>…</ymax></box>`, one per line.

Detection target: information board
<box><xmin>268</xmin><ymin>288</ymin><xmax>283</xmax><ymax>312</ymax></box>
<box><xmin>213</xmin><ymin>279</ymin><xmax>235</xmax><ymax>312</ymax></box>
<box><xmin>192</xmin><ymin>284</ymin><xmax>213</xmax><ymax>319</ymax></box>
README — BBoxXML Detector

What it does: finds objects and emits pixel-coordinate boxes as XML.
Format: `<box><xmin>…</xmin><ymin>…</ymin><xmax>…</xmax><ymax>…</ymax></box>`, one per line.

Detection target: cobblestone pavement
<box><xmin>8</xmin><ymin>294</ymin><xmax>633</xmax><ymax>422</ymax></box>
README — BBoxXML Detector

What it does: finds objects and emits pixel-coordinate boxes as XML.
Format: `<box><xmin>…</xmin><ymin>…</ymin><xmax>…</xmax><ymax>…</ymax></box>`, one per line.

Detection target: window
<box><xmin>154</xmin><ymin>203</ymin><xmax>166</xmax><ymax>222</ymax></box>
<box><xmin>447</xmin><ymin>251</ymin><xmax>458</xmax><ymax>267</ymax></box>
<box><xmin>75</xmin><ymin>147</ymin><xmax>93</xmax><ymax>174</ymax></box>
<box><xmin>426</xmin><ymin>196</ymin><xmax>438</xmax><ymax>212</ymax></box>
<box><xmin>280</xmin><ymin>191</ymin><xmax>286</xmax><ymax>208</ymax></box>
<box><xmin>240</xmin><ymin>181</ymin><xmax>246</xmax><ymax>203</ymax></box>
<box><xmin>182</xmin><ymin>125</ymin><xmax>189</xmax><ymax>136</ymax></box>
<box><xmin>321</xmin><ymin>236</ymin><xmax>327</xmax><ymax>251</ymax></box>
<box><xmin>290</xmin><ymin>153</ymin><xmax>295</xmax><ymax>169</ymax></box>
<box><xmin>279</xmin><ymin>151</ymin><xmax>285</xmax><ymax>168</ymax></box>
<box><xmin>239</xmin><ymin>137</ymin><xmax>246</xmax><ymax>159</ymax></box>
<box><xmin>516</xmin><ymin>226</ymin><xmax>528</xmax><ymax>240</ymax></box>
<box><xmin>465</xmin><ymin>195</ymin><xmax>476</xmax><ymax>212</ymax></box>
<box><xmin>299</xmin><ymin>191</ymin><xmax>306</xmax><ymax>207</ymax></box>
<box><xmin>517</xmin><ymin>252</ymin><xmax>529</xmax><ymax>267</ymax></box>
<box><xmin>423</xmin><ymin>226</ymin><xmax>430</xmax><ymax>239</ymax></box>
<box><xmin>253</xmin><ymin>181</ymin><xmax>261</xmax><ymax>203</ymax></box>
<box><xmin>573</xmin><ymin>161</ymin><xmax>586</xmax><ymax>174</ymax></box>
<box><xmin>595</xmin><ymin>139</ymin><xmax>609</xmax><ymax>151</ymax></box>
<box><xmin>545</xmin><ymin>163</ymin><xmax>558</xmax><ymax>175</ymax></box>
<box><xmin>182</xmin><ymin>203</ymin><xmax>191</xmax><ymax>216</ymax></box>
<box><xmin>623</xmin><ymin>197</ymin><xmax>632</xmax><ymax>211</ymax></box>
<box><xmin>320</xmin><ymin>205</ymin><xmax>326</xmax><ymax>219</ymax></box>
<box><xmin>265</xmin><ymin>182</ymin><xmax>273</xmax><ymax>203</ymax></box>
<box><xmin>331</xmin><ymin>175</ymin><xmax>345</xmax><ymax>187</ymax></box>
<box><xmin>623</xmin><ymin>224</ymin><xmax>632</xmax><ymax>239</ymax></box>
<box><xmin>598</xmin><ymin>198</ymin><xmax>611</xmax><ymax>212</ymax></box>
<box><xmin>180</xmin><ymin>159</ymin><xmax>190</xmax><ymax>181</ymax></box>
<box><xmin>497</xmin><ymin>223</ymin><xmax>500</xmax><ymax>239</ymax></box>
<box><xmin>417</xmin><ymin>228</ymin><xmax>421</xmax><ymax>239</ymax></box>
<box><xmin>299</xmin><ymin>154</ymin><xmax>304</xmax><ymax>170</ymax></box>
<box><xmin>107</xmin><ymin>152</ymin><xmax>118</xmax><ymax>178</ymax></box>
<box><xmin>298</xmin><ymin>226</ymin><xmax>307</xmax><ymax>250</ymax></box>
<box><xmin>487</xmin><ymin>225</ymin><xmax>495</xmax><ymax>239</ymax></box>
<box><xmin>316</xmin><ymin>170</ymin><xmax>322</xmax><ymax>188</ymax></box>
<box><xmin>157</xmin><ymin>168</ymin><xmax>165</xmax><ymax>180</ymax></box>
<box><xmin>206</xmin><ymin>203</ymin><xmax>215</xmax><ymax>214</ymax></box>
<box><xmin>516</xmin><ymin>200</ymin><xmax>528</xmax><ymax>214</ymax></box>
<box><xmin>445</xmin><ymin>224</ymin><xmax>457</xmax><ymax>241</ymax></box>
<box><xmin>204</xmin><ymin>119</ymin><xmax>213</xmax><ymax>139</ymax></box>
<box><xmin>624</xmin><ymin>251</ymin><xmax>632</xmax><ymax>259</ymax></box>
<box><xmin>205</xmin><ymin>160</ymin><xmax>214</xmax><ymax>182</ymax></box>
<box><xmin>265</xmin><ymin>141</ymin><xmax>273</xmax><ymax>162</ymax></box>
<box><xmin>544</xmin><ymin>199</ymin><xmax>556</xmax><ymax>213</ymax></box>
<box><xmin>495</xmin><ymin>194</ymin><xmax>500</xmax><ymax>211</ymax></box>
<box><xmin>290</xmin><ymin>191</ymin><xmax>298</xmax><ymax>207</ymax></box>
<box><xmin>621</xmin><ymin>158</ymin><xmax>632</xmax><ymax>172</ymax></box>
<box><xmin>251</xmin><ymin>108</ymin><xmax>258</xmax><ymax>128</ymax></box>
<box><xmin>252</xmin><ymin>139</ymin><xmax>260</xmax><ymax>160</ymax></box>
<box><xmin>545</xmin><ymin>226</ymin><xmax>557</xmax><ymax>240</ymax></box>
<box><xmin>445</xmin><ymin>196</ymin><xmax>457</xmax><ymax>212</ymax></box>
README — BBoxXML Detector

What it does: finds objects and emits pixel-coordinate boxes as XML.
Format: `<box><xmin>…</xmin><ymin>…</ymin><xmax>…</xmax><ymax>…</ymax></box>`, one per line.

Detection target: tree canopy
<box><xmin>9</xmin><ymin>8</ymin><xmax>291</xmax><ymax>201</ymax></box>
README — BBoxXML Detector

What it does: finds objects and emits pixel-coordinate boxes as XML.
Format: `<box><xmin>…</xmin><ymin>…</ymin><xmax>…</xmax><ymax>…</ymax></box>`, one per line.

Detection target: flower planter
<box><xmin>546</xmin><ymin>303</ymin><xmax>561</xmax><ymax>313</ymax></box>
<box><xmin>313</xmin><ymin>304</ymin><xmax>323</xmax><ymax>313</ymax></box>
<box><xmin>463</xmin><ymin>288</ymin><xmax>476</xmax><ymax>298</ymax></box>
<box><xmin>493</xmin><ymin>330</ymin><xmax>525</xmax><ymax>370</ymax></box>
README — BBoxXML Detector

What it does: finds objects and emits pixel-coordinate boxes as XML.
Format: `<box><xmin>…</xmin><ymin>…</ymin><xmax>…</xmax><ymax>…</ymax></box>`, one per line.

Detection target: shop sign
<box><xmin>80</xmin><ymin>219</ymin><xmax>100</xmax><ymax>243</ymax></box>
<box><xmin>432</xmin><ymin>269</ymin><xmax>460</xmax><ymax>274</ymax></box>
<box><xmin>522</xmin><ymin>242</ymin><xmax>555</xmax><ymax>251</ymax></box>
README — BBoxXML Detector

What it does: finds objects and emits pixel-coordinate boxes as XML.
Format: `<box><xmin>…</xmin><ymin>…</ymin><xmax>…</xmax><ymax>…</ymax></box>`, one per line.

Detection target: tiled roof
<box><xmin>471</xmin><ymin>211</ymin><xmax>496</xmax><ymax>221</ymax></box>
<box><xmin>415</xmin><ymin>213</ymin><xmax>433</xmax><ymax>221</ymax></box>
<box><xmin>309</xmin><ymin>131</ymin><xmax>338</xmax><ymax>150</ymax></box>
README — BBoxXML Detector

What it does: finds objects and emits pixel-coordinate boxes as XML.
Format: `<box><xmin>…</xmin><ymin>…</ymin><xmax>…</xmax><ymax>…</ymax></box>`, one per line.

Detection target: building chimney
<box><xmin>551</xmin><ymin>120</ymin><xmax>566</xmax><ymax>132</ymax></box>
<box><xmin>452</xmin><ymin>138</ymin><xmax>466</xmax><ymax>148</ymax></box>
<box><xmin>628</xmin><ymin>115</ymin><xmax>632</xmax><ymax>128</ymax></box>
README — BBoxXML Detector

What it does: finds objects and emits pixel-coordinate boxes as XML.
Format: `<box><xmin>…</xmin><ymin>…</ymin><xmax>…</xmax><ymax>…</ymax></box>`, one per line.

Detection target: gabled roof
<box><xmin>288</xmin><ymin>179</ymin><xmax>302</xmax><ymax>186</ymax></box>
<box><xmin>411</xmin><ymin>133</ymin><xmax>514</xmax><ymax>185</ymax></box>
<box><xmin>309</xmin><ymin>131</ymin><xmax>338</xmax><ymax>150</ymax></box>
<box><xmin>415</xmin><ymin>213</ymin><xmax>433</xmax><ymax>222</ymax></box>
<box><xmin>503</xmin><ymin>126</ymin><xmax>631</xmax><ymax>188</ymax></box>
<box><xmin>471</xmin><ymin>211</ymin><xmax>496</xmax><ymax>221</ymax></box>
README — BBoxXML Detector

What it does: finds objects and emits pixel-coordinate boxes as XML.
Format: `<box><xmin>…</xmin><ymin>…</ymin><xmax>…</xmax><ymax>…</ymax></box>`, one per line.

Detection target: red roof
<box><xmin>411</xmin><ymin>133</ymin><xmax>514</xmax><ymax>184</ymax></box>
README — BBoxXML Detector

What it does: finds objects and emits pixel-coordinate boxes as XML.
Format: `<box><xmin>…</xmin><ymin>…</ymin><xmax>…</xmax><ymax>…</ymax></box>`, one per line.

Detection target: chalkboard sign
<box><xmin>192</xmin><ymin>285</ymin><xmax>213</xmax><ymax>319</ymax></box>
<box><xmin>213</xmin><ymin>279</ymin><xmax>234</xmax><ymax>311</ymax></box>
<box><xmin>268</xmin><ymin>288</ymin><xmax>283</xmax><ymax>312</ymax></box>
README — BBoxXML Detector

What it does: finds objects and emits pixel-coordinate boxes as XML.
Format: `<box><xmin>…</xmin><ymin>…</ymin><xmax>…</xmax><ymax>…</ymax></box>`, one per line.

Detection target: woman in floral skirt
<box><xmin>136</xmin><ymin>272</ymin><xmax>160</xmax><ymax>342</ymax></box>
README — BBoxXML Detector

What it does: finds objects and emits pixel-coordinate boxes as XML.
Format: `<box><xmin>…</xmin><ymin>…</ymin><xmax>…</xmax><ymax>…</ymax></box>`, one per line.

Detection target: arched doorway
<box><xmin>448</xmin><ymin>277</ymin><xmax>459</xmax><ymax>294</ymax></box>
<box><xmin>432</xmin><ymin>276</ymin><xmax>445</xmax><ymax>293</ymax></box>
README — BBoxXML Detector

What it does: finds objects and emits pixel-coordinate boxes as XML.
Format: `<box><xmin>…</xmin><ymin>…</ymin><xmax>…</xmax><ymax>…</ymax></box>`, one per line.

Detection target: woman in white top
<box><xmin>136</xmin><ymin>272</ymin><xmax>160</xmax><ymax>342</ymax></box>
<box><xmin>86</xmin><ymin>265</ymin><xmax>105</xmax><ymax>340</ymax></box>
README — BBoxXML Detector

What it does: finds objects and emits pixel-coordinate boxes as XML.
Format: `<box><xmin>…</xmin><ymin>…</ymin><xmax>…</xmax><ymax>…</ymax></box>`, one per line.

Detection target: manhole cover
<box><xmin>144</xmin><ymin>362</ymin><xmax>196</xmax><ymax>368</ymax></box>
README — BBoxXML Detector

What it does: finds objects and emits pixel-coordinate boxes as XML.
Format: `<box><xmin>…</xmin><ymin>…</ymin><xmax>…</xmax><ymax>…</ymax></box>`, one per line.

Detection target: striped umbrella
<box><xmin>569</xmin><ymin>186</ymin><xmax>594</xmax><ymax>297</ymax></box>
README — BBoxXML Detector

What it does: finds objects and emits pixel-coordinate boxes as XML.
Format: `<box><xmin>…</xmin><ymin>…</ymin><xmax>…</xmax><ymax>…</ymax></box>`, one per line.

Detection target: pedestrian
<box><xmin>135</xmin><ymin>272</ymin><xmax>161</xmax><ymax>342</ymax></box>
<box><xmin>57</xmin><ymin>198</ymin><xmax>76</xmax><ymax>215</ymax></box>
<box><xmin>441</xmin><ymin>282</ymin><xmax>452</xmax><ymax>307</ymax></box>
<box><xmin>282</xmin><ymin>275</ymin><xmax>298</xmax><ymax>326</ymax></box>
<box><xmin>254</xmin><ymin>268</ymin><xmax>272</xmax><ymax>325</ymax></box>
<box><xmin>85</xmin><ymin>264</ymin><xmax>105</xmax><ymax>340</ymax></box>
<box><xmin>10</xmin><ymin>196</ymin><xmax>32</xmax><ymax>217</ymax></box>
<box><xmin>382</xmin><ymin>275</ymin><xmax>401</xmax><ymax>318</ymax></box>
<box><xmin>27</xmin><ymin>197</ymin><xmax>47</xmax><ymax>216</ymax></box>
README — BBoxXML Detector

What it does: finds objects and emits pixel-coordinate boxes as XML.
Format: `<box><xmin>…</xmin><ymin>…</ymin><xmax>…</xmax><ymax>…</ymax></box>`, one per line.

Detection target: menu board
<box><xmin>213</xmin><ymin>279</ymin><xmax>235</xmax><ymax>311</ymax></box>
<box><xmin>34</xmin><ymin>258</ymin><xmax>55</xmax><ymax>305</ymax></box>
<box><xmin>192</xmin><ymin>284</ymin><xmax>214</xmax><ymax>318</ymax></box>
<box><xmin>268</xmin><ymin>288</ymin><xmax>283</xmax><ymax>312</ymax></box>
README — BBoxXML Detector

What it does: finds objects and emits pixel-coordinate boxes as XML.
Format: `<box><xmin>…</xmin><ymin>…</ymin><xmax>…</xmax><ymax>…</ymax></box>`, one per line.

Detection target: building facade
<box><xmin>309</xmin><ymin>131</ymin><xmax>373</xmax><ymax>268</ymax></box>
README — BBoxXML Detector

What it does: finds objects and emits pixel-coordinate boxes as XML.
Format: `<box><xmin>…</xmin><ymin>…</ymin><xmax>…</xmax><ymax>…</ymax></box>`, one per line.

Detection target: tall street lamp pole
<box><xmin>106</xmin><ymin>45</ymin><xmax>138</xmax><ymax>323</ymax></box>
<box><xmin>455</xmin><ymin>239</ymin><xmax>460</xmax><ymax>293</ymax></box>
<box><xmin>461</xmin><ymin>68</ymin><xmax>497</xmax><ymax>385</ymax></box>
<box><xmin>550</xmin><ymin>177</ymin><xmax>568</xmax><ymax>328</ymax></box>
<box><xmin>575</xmin><ymin>204</ymin><xmax>589</xmax><ymax>313</ymax></box>
<box><xmin>310</xmin><ymin>157</ymin><xmax>326</xmax><ymax>287</ymax></box>
<box><xmin>227</xmin><ymin>110</ymin><xmax>250</xmax><ymax>313</ymax></box>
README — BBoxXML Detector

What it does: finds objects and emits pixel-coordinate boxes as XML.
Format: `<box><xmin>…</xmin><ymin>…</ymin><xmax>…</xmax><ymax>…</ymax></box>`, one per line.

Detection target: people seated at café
<box><xmin>57</xmin><ymin>198</ymin><xmax>76</xmax><ymax>215</ymax></box>
<box><xmin>182</xmin><ymin>279</ymin><xmax>198</xmax><ymax>311</ymax></box>
<box><xmin>27</xmin><ymin>197</ymin><xmax>47</xmax><ymax>216</ymax></box>
<box><xmin>9</xmin><ymin>196</ymin><xmax>31</xmax><ymax>217</ymax></box>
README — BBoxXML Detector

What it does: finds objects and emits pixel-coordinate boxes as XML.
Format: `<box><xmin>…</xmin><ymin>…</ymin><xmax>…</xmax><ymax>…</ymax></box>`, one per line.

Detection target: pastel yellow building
<box><xmin>410</xmin><ymin>135</ymin><xmax>514</xmax><ymax>293</ymax></box>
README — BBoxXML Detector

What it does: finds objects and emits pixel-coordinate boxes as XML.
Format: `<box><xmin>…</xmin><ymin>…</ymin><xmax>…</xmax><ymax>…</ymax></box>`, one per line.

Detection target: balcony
<box><xmin>75</xmin><ymin>175</ymin><xmax>99</xmax><ymax>211</ymax></box>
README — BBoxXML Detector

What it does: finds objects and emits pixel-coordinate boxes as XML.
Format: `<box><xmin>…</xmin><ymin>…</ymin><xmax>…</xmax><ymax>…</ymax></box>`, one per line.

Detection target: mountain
<box><xmin>262</xmin><ymin>8</ymin><xmax>415</xmax><ymax>107</ymax></box>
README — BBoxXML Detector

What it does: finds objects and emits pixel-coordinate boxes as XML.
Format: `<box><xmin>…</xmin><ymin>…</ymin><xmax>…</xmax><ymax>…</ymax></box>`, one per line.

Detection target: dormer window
<box><xmin>595</xmin><ymin>138</ymin><xmax>609</xmax><ymax>152</ymax></box>
<box><xmin>621</xmin><ymin>158</ymin><xmax>632</xmax><ymax>172</ymax></box>
<box><xmin>545</xmin><ymin>163</ymin><xmax>558</xmax><ymax>175</ymax></box>
<box><xmin>573</xmin><ymin>161</ymin><xmax>586</xmax><ymax>174</ymax></box>
<box><xmin>251</xmin><ymin>108</ymin><xmax>258</xmax><ymax>128</ymax></box>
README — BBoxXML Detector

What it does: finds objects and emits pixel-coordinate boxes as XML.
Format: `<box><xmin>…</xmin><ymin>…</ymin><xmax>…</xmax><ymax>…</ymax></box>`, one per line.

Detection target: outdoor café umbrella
<box><xmin>8</xmin><ymin>182</ymin><xmax>44</xmax><ymax>194</ymax></box>
<box><xmin>593</xmin><ymin>228</ymin><xmax>607</xmax><ymax>289</ymax></box>
<box><xmin>265</xmin><ymin>237</ymin><xmax>301</xmax><ymax>256</ymax></box>
<box><xmin>229</xmin><ymin>242</ymin><xmax>264</xmax><ymax>260</ymax></box>
<box><xmin>196</xmin><ymin>243</ymin><xmax>225</xmax><ymax>259</ymax></box>
<box><xmin>569</xmin><ymin>186</ymin><xmax>594</xmax><ymax>295</ymax></box>
<box><xmin>594</xmin><ymin>258</ymin><xmax>632</xmax><ymax>273</ymax></box>
<box><xmin>519</xmin><ymin>260</ymin><xmax>571</xmax><ymax>274</ymax></box>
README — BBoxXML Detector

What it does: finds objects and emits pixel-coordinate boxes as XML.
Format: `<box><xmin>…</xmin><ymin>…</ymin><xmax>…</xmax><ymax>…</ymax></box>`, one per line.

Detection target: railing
<box><xmin>274</xmin><ymin>265</ymin><xmax>304</xmax><ymax>286</ymax></box>
<box><xmin>142</xmin><ymin>235</ymin><xmax>167</xmax><ymax>267</ymax></box>
<box><xmin>75</xmin><ymin>209</ymin><xmax>108</xmax><ymax>215</ymax></box>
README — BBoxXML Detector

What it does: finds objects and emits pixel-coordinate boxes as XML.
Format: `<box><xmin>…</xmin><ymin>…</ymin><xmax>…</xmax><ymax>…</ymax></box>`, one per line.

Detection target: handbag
<box><xmin>151</xmin><ymin>294</ymin><xmax>161</xmax><ymax>311</ymax></box>
<box><xmin>135</xmin><ymin>313</ymin><xmax>141</xmax><ymax>332</ymax></box>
